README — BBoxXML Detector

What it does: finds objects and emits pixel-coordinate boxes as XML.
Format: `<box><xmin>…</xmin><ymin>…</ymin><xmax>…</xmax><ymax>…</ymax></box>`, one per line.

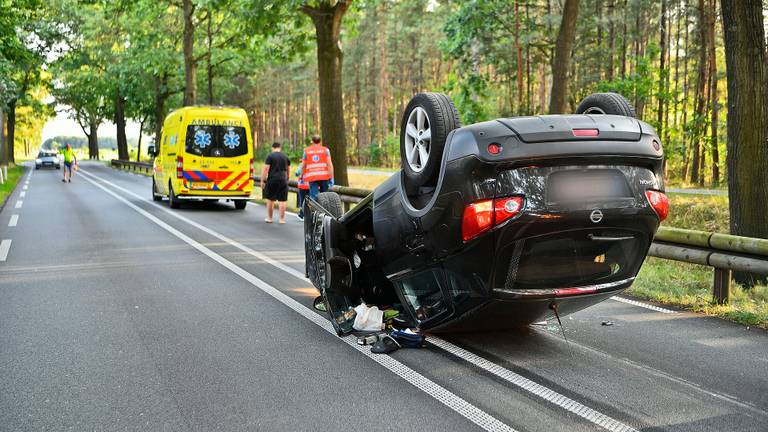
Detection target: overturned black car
<box><xmin>305</xmin><ymin>93</ymin><xmax>668</xmax><ymax>335</ymax></box>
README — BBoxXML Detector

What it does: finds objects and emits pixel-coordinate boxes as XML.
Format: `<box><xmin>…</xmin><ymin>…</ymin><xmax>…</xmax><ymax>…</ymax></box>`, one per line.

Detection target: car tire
<box><xmin>400</xmin><ymin>92</ymin><xmax>461</xmax><ymax>189</ymax></box>
<box><xmin>152</xmin><ymin>179</ymin><xmax>162</xmax><ymax>201</ymax></box>
<box><xmin>234</xmin><ymin>200</ymin><xmax>247</xmax><ymax>210</ymax></box>
<box><xmin>56</xmin><ymin>165</ymin><xmax>60</xmax><ymax>169</ymax></box>
<box><xmin>316</xmin><ymin>192</ymin><xmax>343</xmax><ymax>218</ymax></box>
<box><xmin>35</xmin><ymin>165</ymin><xmax>40</xmax><ymax>170</ymax></box>
<box><xmin>169</xmin><ymin>183</ymin><xmax>181</xmax><ymax>209</ymax></box>
<box><xmin>575</xmin><ymin>92</ymin><xmax>636</xmax><ymax>118</ymax></box>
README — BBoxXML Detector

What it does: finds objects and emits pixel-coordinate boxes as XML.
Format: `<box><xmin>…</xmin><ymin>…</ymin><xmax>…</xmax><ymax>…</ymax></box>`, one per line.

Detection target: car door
<box><xmin>304</xmin><ymin>198</ymin><xmax>357</xmax><ymax>335</ymax></box>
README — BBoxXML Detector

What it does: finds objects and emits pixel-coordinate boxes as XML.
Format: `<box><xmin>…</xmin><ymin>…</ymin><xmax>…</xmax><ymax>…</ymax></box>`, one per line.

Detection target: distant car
<box><xmin>35</xmin><ymin>151</ymin><xmax>60</xmax><ymax>169</ymax></box>
<box><xmin>305</xmin><ymin>92</ymin><xmax>668</xmax><ymax>334</ymax></box>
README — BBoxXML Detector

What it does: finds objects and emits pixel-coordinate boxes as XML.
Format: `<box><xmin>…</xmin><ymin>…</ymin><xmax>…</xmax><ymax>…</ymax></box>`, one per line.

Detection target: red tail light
<box><xmin>645</xmin><ymin>190</ymin><xmax>669</xmax><ymax>222</ymax></box>
<box><xmin>176</xmin><ymin>156</ymin><xmax>183</xmax><ymax>179</ymax></box>
<box><xmin>249</xmin><ymin>158</ymin><xmax>254</xmax><ymax>180</ymax></box>
<box><xmin>494</xmin><ymin>196</ymin><xmax>524</xmax><ymax>225</ymax></box>
<box><xmin>572</xmin><ymin>129</ymin><xmax>599</xmax><ymax>137</ymax></box>
<box><xmin>462</xmin><ymin>196</ymin><xmax>525</xmax><ymax>241</ymax></box>
<box><xmin>462</xmin><ymin>200</ymin><xmax>494</xmax><ymax>241</ymax></box>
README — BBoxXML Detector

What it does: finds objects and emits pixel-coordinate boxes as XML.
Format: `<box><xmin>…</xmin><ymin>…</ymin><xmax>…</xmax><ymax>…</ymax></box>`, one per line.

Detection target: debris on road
<box><xmin>601</xmin><ymin>320</ymin><xmax>614</xmax><ymax>326</ymax></box>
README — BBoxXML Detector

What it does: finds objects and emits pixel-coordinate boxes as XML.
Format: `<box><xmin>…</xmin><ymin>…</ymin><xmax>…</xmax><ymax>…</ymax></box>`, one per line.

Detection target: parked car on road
<box><xmin>35</xmin><ymin>151</ymin><xmax>60</xmax><ymax>170</ymax></box>
<box><xmin>305</xmin><ymin>92</ymin><xmax>668</xmax><ymax>334</ymax></box>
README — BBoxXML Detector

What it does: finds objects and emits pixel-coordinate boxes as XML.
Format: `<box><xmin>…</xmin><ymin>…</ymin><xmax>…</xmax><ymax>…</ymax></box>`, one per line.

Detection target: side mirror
<box><xmin>313</xmin><ymin>296</ymin><xmax>327</xmax><ymax>313</ymax></box>
<box><xmin>147</xmin><ymin>145</ymin><xmax>156</xmax><ymax>156</ymax></box>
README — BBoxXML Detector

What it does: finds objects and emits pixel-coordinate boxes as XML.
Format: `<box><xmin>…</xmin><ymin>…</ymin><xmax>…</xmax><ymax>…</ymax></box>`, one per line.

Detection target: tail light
<box><xmin>645</xmin><ymin>190</ymin><xmax>669</xmax><ymax>222</ymax></box>
<box><xmin>572</xmin><ymin>129</ymin><xmax>599</xmax><ymax>137</ymax></box>
<box><xmin>249</xmin><ymin>158</ymin><xmax>254</xmax><ymax>180</ymax></box>
<box><xmin>462</xmin><ymin>196</ymin><xmax>525</xmax><ymax>241</ymax></box>
<box><xmin>494</xmin><ymin>196</ymin><xmax>524</xmax><ymax>225</ymax></box>
<box><xmin>176</xmin><ymin>156</ymin><xmax>183</xmax><ymax>179</ymax></box>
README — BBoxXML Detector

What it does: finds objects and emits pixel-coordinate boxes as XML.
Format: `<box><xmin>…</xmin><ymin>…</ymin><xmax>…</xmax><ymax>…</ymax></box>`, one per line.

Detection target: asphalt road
<box><xmin>0</xmin><ymin>162</ymin><xmax>765</xmax><ymax>432</ymax></box>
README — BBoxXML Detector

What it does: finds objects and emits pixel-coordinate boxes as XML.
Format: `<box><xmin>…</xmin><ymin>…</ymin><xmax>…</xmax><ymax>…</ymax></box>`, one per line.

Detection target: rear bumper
<box><xmin>177</xmin><ymin>195</ymin><xmax>252</xmax><ymax>200</ymax></box>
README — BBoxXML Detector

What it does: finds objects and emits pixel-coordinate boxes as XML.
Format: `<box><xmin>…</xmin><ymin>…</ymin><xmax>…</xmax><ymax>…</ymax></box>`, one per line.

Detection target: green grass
<box><xmin>666</xmin><ymin>193</ymin><xmax>729</xmax><ymax>232</ymax></box>
<box><xmin>630</xmin><ymin>257</ymin><xmax>768</xmax><ymax>328</ymax></box>
<box><xmin>0</xmin><ymin>165</ymin><xmax>26</xmax><ymax>208</ymax></box>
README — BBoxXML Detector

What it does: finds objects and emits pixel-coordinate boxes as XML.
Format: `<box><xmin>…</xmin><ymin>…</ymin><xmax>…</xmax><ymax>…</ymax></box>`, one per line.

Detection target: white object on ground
<box><xmin>353</xmin><ymin>303</ymin><xmax>385</xmax><ymax>331</ymax></box>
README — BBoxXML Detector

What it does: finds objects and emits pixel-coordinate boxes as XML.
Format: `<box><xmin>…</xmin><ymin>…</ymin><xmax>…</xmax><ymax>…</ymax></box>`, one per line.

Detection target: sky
<box><xmin>42</xmin><ymin>105</ymin><xmax>148</xmax><ymax>142</ymax></box>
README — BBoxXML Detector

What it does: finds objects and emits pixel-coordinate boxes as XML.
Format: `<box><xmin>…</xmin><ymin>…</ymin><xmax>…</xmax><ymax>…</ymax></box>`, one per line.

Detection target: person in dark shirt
<box><xmin>260</xmin><ymin>142</ymin><xmax>290</xmax><ymax>224</ymax></box>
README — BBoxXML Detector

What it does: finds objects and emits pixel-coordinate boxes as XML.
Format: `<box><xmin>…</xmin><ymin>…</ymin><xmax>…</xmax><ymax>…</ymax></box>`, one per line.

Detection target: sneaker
<box><xmin>62</xmin><ymin>179</ymin><xmax>66</xmax><ymax>182</ymax></box>
<box><xmin>68</xmin><ymin>179</ymin><xmax>71</xmax><ymax>183</ymax></box>
<box><xmin>296</xmin><ymin>213</ymin><xmax>304</xmax><ymax>220</ymax></box>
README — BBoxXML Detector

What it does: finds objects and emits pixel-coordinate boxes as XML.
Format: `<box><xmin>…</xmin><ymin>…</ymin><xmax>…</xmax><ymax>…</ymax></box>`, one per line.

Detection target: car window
<box><xmin>185</xmin><ymin>125</ymin><xmax>247</xmax><ymax>157</ymax></box>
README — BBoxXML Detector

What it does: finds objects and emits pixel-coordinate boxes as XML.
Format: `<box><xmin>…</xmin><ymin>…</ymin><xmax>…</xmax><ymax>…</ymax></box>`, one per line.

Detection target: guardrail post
<box><xmin>713</xmin><ymin>268</ymin><xmax>731</xmax><ymax>304</ymax></box>
<box><xmin>0</xmin><ymin>165</ymin><xmax>5</xmax><ymax>184</ymax></box>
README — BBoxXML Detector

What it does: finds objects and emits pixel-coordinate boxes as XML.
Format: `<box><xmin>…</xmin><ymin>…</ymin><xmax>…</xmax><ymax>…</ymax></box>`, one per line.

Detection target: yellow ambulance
<box><xmin>149</xmin><ymin>106</ymin><xmax>254</xmax><ymax>209</ymax></box>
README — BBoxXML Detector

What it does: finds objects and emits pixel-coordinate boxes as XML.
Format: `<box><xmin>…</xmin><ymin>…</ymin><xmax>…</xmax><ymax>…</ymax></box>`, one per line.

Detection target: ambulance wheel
<box><xmin>316</xmin><ymin>192</ymin><xmax>343</xmax><ymax>218</ymax></box>
<box><xmin>234</xmin><ymin>200</ymin><xmax>247</xmax><ymax>210</ymax></box>
<box><xmin>575</xmin><ymin>92</ymin><xmax>636</xmax><ymax>118</ymax></box>
<box><xmin>400</xmin><ymin>93</ymin><xmax>461</xmax><ymax>189</ymax></box>
<box><xmin>169</xmin><ymin>183</ymin><xmax>181</xmax><ymax>209</ymax></box>
<box><xmin>152</xmin><ymin>179</ymin><xmax>162</xmax><ymax>201</ymax></box>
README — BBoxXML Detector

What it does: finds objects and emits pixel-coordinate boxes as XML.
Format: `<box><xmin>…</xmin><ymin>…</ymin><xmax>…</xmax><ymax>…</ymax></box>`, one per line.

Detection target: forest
<box><xmin>1</xmin><ymin>0</ymin><xmax>767</xmax><ymax>240</ymax></box>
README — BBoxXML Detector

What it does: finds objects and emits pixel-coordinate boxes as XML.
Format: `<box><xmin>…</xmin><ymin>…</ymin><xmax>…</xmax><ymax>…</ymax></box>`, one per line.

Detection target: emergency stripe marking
<box><xmin>81</xmin><ymin>168</ymin><xmax>641</xmax><ymax>432</ymax></box>
<box><xmin>221</xmin><ymin>172</ymin><xmax>246</xmax><ymax>191</ymax></box>
<box><xmin>9</xmin><ymin>215</ymin><xmax>19</xmax><ymax>227</ymax></box>
<box><xmin>77</xmin><ymin>169</ymin><xmax>517</xmax><ymax>432</ymax></box>
<box><xmin>429</xmin><ymin>337</ymin><xmax>639</xmax><ymax>432</ymax></box>
<box><xmin>0</xmin><ymin>240</ymin><xmax>11</xmax><ymax>262</ymax></box>
<box><xmin>610</xmin><ymin>296</ymin><xmax>677</xmax><ymax>314</ymax></box>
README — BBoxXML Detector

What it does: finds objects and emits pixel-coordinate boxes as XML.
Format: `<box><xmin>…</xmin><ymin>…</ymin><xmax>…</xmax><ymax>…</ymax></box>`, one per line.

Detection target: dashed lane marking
<box><xmin>19</xmin><ymin>191</ymin><xmax>25</xmax><ymax>198</ymax></box>
<box><xmin>78</xmin><ymin>169</ymin><xmax>518</xmax><ymax>432</ymax></box>
<box><xmin>80</xmin><ymin>168</ymin><xmax>641</xmax><ymax>432</ymax></box>
<box><xmin>8</xmin><ymin>215</ymin><xmax>19</xmax><ymax>227</ymax></box>
<box><xmin>0</xmin><ymin>240</ymin><xmax>11</xmax><ymax>262</ymax></box>
<box><xmin>611</xmin><ymin>296</ymin><xmax>678</xmax><ymax>314</ymax></box>
<box><xmin>14</xmin><ymin>200</ymin><xmax>22</xmax><ymax>209</ymax></box>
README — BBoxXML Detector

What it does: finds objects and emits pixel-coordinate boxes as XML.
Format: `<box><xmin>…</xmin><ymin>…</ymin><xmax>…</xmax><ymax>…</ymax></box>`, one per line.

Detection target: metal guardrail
<box><xmin>111</xmin><ymin>159</ymin><xmax>766</xmax><ymax>303</ymax></box>
<box><xmin>111</xmin><ymin>159</ymin><xmax>153</xmax><ymax>175</ymax></box>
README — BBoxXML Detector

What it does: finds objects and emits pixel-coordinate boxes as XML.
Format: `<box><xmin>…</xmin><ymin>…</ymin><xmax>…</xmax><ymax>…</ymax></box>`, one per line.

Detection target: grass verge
<box><xmin>629</xmin><ymin>257</ymin><xmax>768</xmax><ymax>329</ymax></box>
<box><xmin>0</xmin><ymin>165</ymin><xmax>26</xmax><ymax>209</ymax></box>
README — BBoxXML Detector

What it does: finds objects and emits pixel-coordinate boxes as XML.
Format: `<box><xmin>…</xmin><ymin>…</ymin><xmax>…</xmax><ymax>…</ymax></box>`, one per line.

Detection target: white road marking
<box><xmin>78</xmin><ymin>170</ymin><xmax>517</xmax><ymax>432</ymax></box>
<box><xmin>8</xmin><ymin>215</ymin><xmax>19</xmax><ymax>227</ymax></box>
<box><xmin>611</xmin><ymin>296</ymin><xmax>678</xmax><ymax>314</ymax></box>
<box><xmin>19</xmin><ymin>191</ymin><xmax>25</xmax><ymax>198</ymax></box>
<box><xmin>429</xmin><ymin>337</ymin><xmax>639</xmax><ymax>432</ymax></box>
<box><xmin>0</xmin><ymin>239</ymin><xmax>11</xmax><ymax>262</ymax></box>
<box><xmin>80</xmin><ymin>168</ymin><xmax>639</xmax><ymax>432</ymax></box>
<box><xmin>22</xmin><ymin>185</ymin><xmax>28</xmax><ymax>190</ymax></box>
<box><xmin>14</xmin><ymin>200</ymin><xmax>22</xmax><ymax>209</ymax></box>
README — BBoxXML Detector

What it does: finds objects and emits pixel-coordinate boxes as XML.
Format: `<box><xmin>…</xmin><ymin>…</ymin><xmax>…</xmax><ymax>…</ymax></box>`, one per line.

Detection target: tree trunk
<box><xmin>657</xmin><ymin>0</ymin><xmax>667</xmax><ymax>138</ymax></box>
<box><xmin>549</xmin><ymin>0</ymin><xmax>580</xmax><ymax>114</ymax></box>
<box><xmin>137</xmin><ymin>117</ymin><xmax>145</xmax><ymax>162</ymax></box>
<box><xmin>88</xmin><ymin>119</ymin><xmax>99</xmax><ymax>160</ymax></box>
<box><xmin>0</xmin><ymin>106</ymin><xmax>5</xmax><ymax>164</ymax></box>
<box><xmin>690</xmin><ymin>0</ymin><xmax>708</xmax><ymax>185</ymax></box>
<box><xmin>707</xmin><ymin>0</ymin><xmax>719</xmax><ymax>185</ymax></box>
<box><xmin>607</xmin><ymin>0</ymin><xmax>615</xmax><ymax>81</ymax></box>
<box><xmin>302</xmin><ymin>1</ymin><xmax>351</xmax><ymax>186</ymax></box>
<box><xmin>7</xmin><ymin>100</ymin><xmax>16</xmax><ymax>164</ymax></box>
<box><xmin>153</xmin><ymin>75</ymin><xmax>168</xmax><ymax>148</ymax></box>
<box><xmin>115</xmin><ymin>91</ymin><xmax>129</xmax><ymax>160</ymax></box>
<box><xmin>720</xmin><ymin>0</ymin><xmax>768</xmax><ymax>284</ymax></box>
<box><xmin>182</xmin><ymin>0</ymin><xmax>197</xmax><ymax>106</ymax></box>
<box><xmin>515</xmin><ymin>0</ymin><xmax>524</xmax><ymax>115</ymax></box>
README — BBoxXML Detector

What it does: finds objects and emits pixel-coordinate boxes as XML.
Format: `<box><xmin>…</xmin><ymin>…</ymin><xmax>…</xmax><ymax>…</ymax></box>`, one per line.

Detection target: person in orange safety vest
<box><xmin>300</xmin><ymin>135</ymin><xmax>334</xmax><ymax>200</ymax></box>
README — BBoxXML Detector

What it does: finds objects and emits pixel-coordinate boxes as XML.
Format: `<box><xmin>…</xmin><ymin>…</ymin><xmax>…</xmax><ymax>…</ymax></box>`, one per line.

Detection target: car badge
<box><xmin>590</xmin><ymin>209</ymin><xmax>603</xmax><ymax>223</ymax></box>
